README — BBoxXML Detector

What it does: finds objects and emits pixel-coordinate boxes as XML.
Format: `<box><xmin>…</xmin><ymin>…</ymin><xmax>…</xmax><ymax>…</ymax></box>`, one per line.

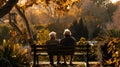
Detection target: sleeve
<box><xmin>72</xmin><ymin>37</ymin><xmax>76</xmax><ymax>45</ymax></box>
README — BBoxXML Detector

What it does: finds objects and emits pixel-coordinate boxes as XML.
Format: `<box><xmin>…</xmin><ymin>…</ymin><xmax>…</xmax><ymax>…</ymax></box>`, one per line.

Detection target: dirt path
<box><xmin>33</xmin><ymin>62</ymin><xmax>100</xmax><ymax>67</ymax></box>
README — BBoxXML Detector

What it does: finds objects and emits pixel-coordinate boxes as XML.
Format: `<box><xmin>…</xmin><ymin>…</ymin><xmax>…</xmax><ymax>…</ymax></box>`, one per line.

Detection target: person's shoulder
<box><xmin>47</xmin><ymin>39</ymin><xmax>59</xmax><ymax>43</ymax></box>
<box><xmin>54</xmin><ymin>39</ymin><xmax>59</xmax><ymax>42</ymax></box>
<box><xmin>72</xmin><ymin>36</ymin><xmax>75</xmax><ymax>39</ymax></box>
<box><xmin>46</xmin><ymin>40</ymin><xmax>51</xmax><ymax>43</ymax></box>
<box><xmin>71</xmin><ymin>36</ymin><xmax>76</xmax><ymax>40</ymax></box>
<box><xmin>60</xmin><ymin>38</ymin><xmax>66</xmax><ymax>41</ymax></box>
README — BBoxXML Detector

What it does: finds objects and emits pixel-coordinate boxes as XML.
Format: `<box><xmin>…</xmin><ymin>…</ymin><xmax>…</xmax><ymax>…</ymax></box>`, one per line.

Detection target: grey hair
<box><xmin>49</xmin><ymin>31</ymin><xmax>56</xmax><ymax>38</ymax></box>
<box><xmin>63</xmin><ymin>29</ymin><xmax>71</xmax><ymax>36</ymax></box>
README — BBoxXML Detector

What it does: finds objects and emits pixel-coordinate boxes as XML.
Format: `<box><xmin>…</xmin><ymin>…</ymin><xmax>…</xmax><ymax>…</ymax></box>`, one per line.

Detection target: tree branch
<box><xmin>15</xmin><ymin>5</ymin><xmax>34</xmax><ymax>45</ymax></box>
<box><xmin>0</xmin><ymin>0</ymin><xmax>18</xmax><ymax>18</ymax></box>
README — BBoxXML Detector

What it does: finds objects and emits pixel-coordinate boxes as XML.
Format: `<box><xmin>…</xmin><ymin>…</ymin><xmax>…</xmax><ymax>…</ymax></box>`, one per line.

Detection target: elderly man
<box><xmin>46</xmin><ymin>31</ymin><xmax>60</xmax><ymax>66</ymax></box>
<box><xmin>60</xmin><ymin>29</ymin><xmax>76</xmax><ymax>66</ymax></box>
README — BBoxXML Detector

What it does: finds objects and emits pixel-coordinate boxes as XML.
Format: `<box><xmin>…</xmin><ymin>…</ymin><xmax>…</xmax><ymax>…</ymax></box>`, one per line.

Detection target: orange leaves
<box><xmin>9</xmin><ymin>30</ymin><xmax>17</xmax><ymax>37</ymax></box>
<box><xmin>0</xmin><ymin>0</ymin><xmax>7</xmax><ymax>7</ymax></box>
<box><xmin>17</xmin><ymin>0</ymin><xmax>79</xmax><ymax>13</ymax></box>
<box><xmin>31</xmin><ymin>0</ymin><xmax>37</xmax><ymax>2</ymax></box>
<box><xmin>106</xmin><ymin>38</ymin><xmax>120</xmax><ymax>66</ymax></box>
<box><xmin>106</xmin><ymin>59</ymin><xmax>113</xmax><ymax>64</ymax></box>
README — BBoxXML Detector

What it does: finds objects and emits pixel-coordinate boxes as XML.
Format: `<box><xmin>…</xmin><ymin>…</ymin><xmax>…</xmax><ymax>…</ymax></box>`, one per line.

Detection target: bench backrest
<box><xmin>31</xmin><ymin>44</ymin><xmax>93</xmax><ymax>55</ymax></box>
<box><xmin>31</xmin><ymin>44</ymin><xmax>97</xmax><ymax>66</ymax></box>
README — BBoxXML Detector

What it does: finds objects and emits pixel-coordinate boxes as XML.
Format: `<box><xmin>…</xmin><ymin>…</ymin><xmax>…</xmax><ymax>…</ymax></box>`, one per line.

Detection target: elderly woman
<box><xmin>60</xmin><ymin>29</ymin><xmax>76</xmax><ymax>66</ymax></box>
<box><xmin>46</xmin><ymin>31</ymin><xmax>60</xmax><ymax>66</ymax></box>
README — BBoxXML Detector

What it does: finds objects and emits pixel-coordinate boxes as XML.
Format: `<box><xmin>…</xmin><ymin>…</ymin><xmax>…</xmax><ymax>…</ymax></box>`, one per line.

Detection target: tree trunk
<box><xmin>0</xmin><ymin>0</ymin><xmax>18</xmax><ymax>18</ymax></box>
<box><xmin>9</xmin><ymin>13</ymin><xmax>23</xmax><ymax>35</ymax></box>
<box><xmin>15</xmin><ymin>5</ymin><xmax>34</xmax><ymax>45</ymax></box>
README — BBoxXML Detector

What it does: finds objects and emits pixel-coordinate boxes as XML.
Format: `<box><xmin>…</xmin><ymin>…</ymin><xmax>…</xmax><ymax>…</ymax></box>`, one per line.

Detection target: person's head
<box><xmin>63</xmin><ymin>29</ymin><xmax>71</xmax><ymax>37</ymax></box>
<box><xmin>49</xmin><ymin>31</ymin><xmax>57</xmax><ymax>40</ymax></box>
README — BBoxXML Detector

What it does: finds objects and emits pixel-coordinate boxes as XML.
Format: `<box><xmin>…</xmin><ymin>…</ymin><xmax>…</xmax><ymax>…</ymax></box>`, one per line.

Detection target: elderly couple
<box><xmin>46</xmin><ymin>29</ymin><xmax>76</xmax><ymax>66</ymax></box>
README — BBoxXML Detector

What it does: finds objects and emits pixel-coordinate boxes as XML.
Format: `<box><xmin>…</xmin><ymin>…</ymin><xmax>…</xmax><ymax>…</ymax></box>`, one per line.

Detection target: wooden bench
<box><xmin>31</xmin><ymin>44</ymin><xmax>96</xmax><ymax>67</ymax></box>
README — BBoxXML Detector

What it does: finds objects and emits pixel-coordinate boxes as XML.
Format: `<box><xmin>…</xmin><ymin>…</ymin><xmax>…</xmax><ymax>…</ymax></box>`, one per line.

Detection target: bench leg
<box><xmin>36</xmin><ymin>55</ymin><xmax>39</xmax><ymax>65</ymax></box>
<box><xmin>70</xmin><ymin>55</ymin><xmax>73</xmax><ymax>64</ymax></box>
<box><xmin>62</xmin><ymin>55</ymin><xmax>67</xmax><ymax>64</ymax></box>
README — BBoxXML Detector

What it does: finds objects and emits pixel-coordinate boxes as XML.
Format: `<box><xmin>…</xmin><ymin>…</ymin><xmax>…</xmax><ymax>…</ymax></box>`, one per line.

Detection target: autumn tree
<box><xmin>47</xmin><ymin>22</ymin><xmax>67</xmax><ymax>39</ymax></box>
<box><xmin>74</xmin><ymin>0</ymin><xmax>117</xmax><ymax>39</ymax></box>
<box><xmin>36</xmin><ymin>28</ymin><xmax>50</xmax><ymax>45</ymax></box>
<box><xmin>0</xmin><ymin>0</ymin><xmax>80</xmax><ymax>45</ymax></box>
<box><xmin>0</xmin><ymin>0</ymin><xmax>118</xmax><ymax>44</ymax></box>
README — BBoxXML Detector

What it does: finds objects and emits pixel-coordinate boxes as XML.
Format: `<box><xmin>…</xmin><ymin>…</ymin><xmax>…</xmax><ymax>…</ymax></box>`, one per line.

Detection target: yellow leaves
<box><xmin>0</xmin><ymin>40</ymin><xmax>32</xmax><ymax>65</ymax></box>
<box><xmin>105</xmin><ymin>38</ymin><xmax>120</xmax><ymax>66</ymax></box>
<box><xmin>0</xmin><ymin>0</ymin><xmax>7</xmax><ymax>7</ymax></box>
<box><xmin>13</xmin><ymin>43</ymin><xmax>28</xmax><ymax>57</ymax></box>
<box><xmin>113</xmin><ymin>38</ymin><xmax>119</xmax><ymax>43</ymax></box>
<box><xmin>106</xmin><ymin>58</ymin><xmax>118</xmax><ymax>65</ymax></box>
<box><xmin>9</xmin><ymin>30</ymin><xmax>17</xmax><ymax>37</ymax></box>
<box><xmin>14</xmin><ymin>43</ymin><xmax>21</xmax><ymax>50</ymax></box>
<box><xmin>31</xmin><ymin>0</ymin><xmax>37</xmax><ymax>2</ymax></box>
<box><xmin>17</xmin><ymin>0</ymin><xmax>27</xmax><ymax>7</ymax></box>
<box><xmin>55</xmin><ymin>0</ymin><xmax>78</xmax><ymax>11</ymax></box>
<box><xmin>3</xmin><ymin>39</ymin><xmax>6</xmax><ymax>46</ymax></box>
<box><xmin>77</xmin><ymin>40</ymin><xmax>87</xmax><ymax>45</ymax></box>
<box><xmin>36</xmin><ymin>29</ymin><xmax>50</xmax><ymax>44</ymax></box>
<box><xmin>17</xmin><ymin>0</ymin><xmax>80</xmax><ymax>13</ymax></box>
<box><xmin>77</xmin><ymin>37</ymin><xmax>88</xmax><ymax>46</ymax></box>
<box><xmin>107</xmin><ymin>38</ymin><xmax>120</xmax><ymax>54</ymax></box>
<box><xmin>106</xmin><ymin>59</ymin><xmax>113</xmax><ymax>64</ymax></box>
<box><xmin>22</xmin><ymin>48</ymin><xmax>28</xmax><ymax>55</ymax></box>
<box><xmin>107</xmin><ymin>46</ymin><xmax>113</xmax><ymax>54</ymax></box>
<box><xmin>80</xmin><ymin>37</ymin><xmax>86</xmax><ymax>41</ymax></box>
<box><xmin>106</xmin><ymin>58</ymin><xmax>120</xmax><ymax>66</ymax></box>
<box><xmin>13</xmin><ymin>43</ymin><xmax>21</xmax><ymax>55</ymax></box>
<box><xmin>108</xmin><ymin>41</ymin><xmax>113</xmax><ymax>46</ymax></box>
<box><xmin>112</xmin><ymin>51</ymin><xmax>119</xmax><ymax>57</ymax></box>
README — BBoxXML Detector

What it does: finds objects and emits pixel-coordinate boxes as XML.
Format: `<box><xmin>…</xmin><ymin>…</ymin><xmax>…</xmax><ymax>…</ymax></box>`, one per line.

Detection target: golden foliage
<box><xmin>0</xmin><ymin>39</ymin><xmax>32</xmax><ymax>66</ymax></box>
<box><xmin>0</xmin><ymin>0</ymin><xmax>7</xmax><ymax>7</ymax></box>
<box><xmin>77</xmin><ymin>37</ymin><xmax>87</xmax><ymax>45</ymax></box>
<box><xmin>17</xmin><ymin>0</ymin><xmax>80</xmax><ymax>12</ymax></box>
<box><xmin>36</xmin><ymin>28</ymin><xmax>50</xmax><ymax>45</ymax></box>
<box><xmin>106</xmin><ymin>38</ymin><xmax>120</xmax><ymax>66</ymax></box>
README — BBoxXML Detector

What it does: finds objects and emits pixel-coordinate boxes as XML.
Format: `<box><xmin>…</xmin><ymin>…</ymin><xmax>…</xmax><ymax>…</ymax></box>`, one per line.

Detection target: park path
<box><xmin>33</xmin><ymin>61</ymin><xmax>100</xmax><ymax>67</ymax></box>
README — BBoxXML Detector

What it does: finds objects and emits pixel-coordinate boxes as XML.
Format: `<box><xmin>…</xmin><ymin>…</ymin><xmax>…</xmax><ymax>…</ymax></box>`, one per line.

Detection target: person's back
<box><xmin>60</xmin><ymin>29</ymin><xmax>76</xmax><ymax>66</ymax></box>
<box><xmin>46</xmin><ymin>39</ymin><xmax>59</xmax><ymax>54</ymax></box>
<box><xmin>46</xmin><ymin>31</ymin><xmax>60</xmax><ymax>66</ymax></box>
<box><xmin>60</xmin><ymin>36</ymin><xmax>75</xmax><ymax>46</ymax></box>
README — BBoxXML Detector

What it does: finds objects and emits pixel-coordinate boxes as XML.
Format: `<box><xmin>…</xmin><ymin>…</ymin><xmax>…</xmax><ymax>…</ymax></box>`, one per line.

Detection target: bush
<box><xmin>0</xmin><ymin>40</ymin><xmax>32</xmax><ymax>67</ymax></box>
<box><xmin>101</xmin><ymin>38</ymin><xmax>120</xmax><ymax>67</ymax></box>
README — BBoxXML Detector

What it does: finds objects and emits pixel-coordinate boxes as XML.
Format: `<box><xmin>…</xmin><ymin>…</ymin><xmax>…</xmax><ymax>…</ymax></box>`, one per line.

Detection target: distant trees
<box><xmin>69</xmin><ymin>18</ymin><xmax>88</xmax><ymax>41</ymax></box>
<box><xmin>0</xmin><ymin>0</ymin><xmax>118</xmax><ymax>44</ymax></box>
<box><xmin>47</xmin><ymin>22</ymin><xmax>67</xmax><ymax>39</ymax></box>
<box><xmin>74</xmin><ymin>0</ymin><xmax>117</xmax><ymax>40</ymax></box>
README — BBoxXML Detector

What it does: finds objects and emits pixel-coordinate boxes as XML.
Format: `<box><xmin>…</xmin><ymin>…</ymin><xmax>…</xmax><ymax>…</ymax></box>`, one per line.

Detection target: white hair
<box><xmin>63</xmin><ymin>29</ymin><xmax>71</xmax><ymax>35</ymax></box>
<box><xmin>49</xmin><ymin>31</ymin><xmax>56</xmax><ymax>38</ymax></box>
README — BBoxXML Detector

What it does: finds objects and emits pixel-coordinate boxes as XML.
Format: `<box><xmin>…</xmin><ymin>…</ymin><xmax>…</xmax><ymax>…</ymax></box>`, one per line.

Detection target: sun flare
<box><xmin>111</xmin><ymin>0</ymin><xmax>119</xmax><ymax>3</ymax></box>
<box><xmin>17</xmin><ymin>0</ymin><xmax>27</xmax><ymax>7</ymax></box>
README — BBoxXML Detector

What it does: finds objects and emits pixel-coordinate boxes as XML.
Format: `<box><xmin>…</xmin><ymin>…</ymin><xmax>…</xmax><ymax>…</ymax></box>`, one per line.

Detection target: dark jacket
<box><xmin>60</xmin><ymin>36</ymin><xmax>76</xmax><ymax>55</ymax></box>
<box><xmin>46</xmin><ymin>40</ymin><xmax>59</xmax><ymax>55</ymax></box>
<box><xmin>60</xmin><ymin>36</ymin><xmax>76</xmax><ymax>46</ymax></box>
